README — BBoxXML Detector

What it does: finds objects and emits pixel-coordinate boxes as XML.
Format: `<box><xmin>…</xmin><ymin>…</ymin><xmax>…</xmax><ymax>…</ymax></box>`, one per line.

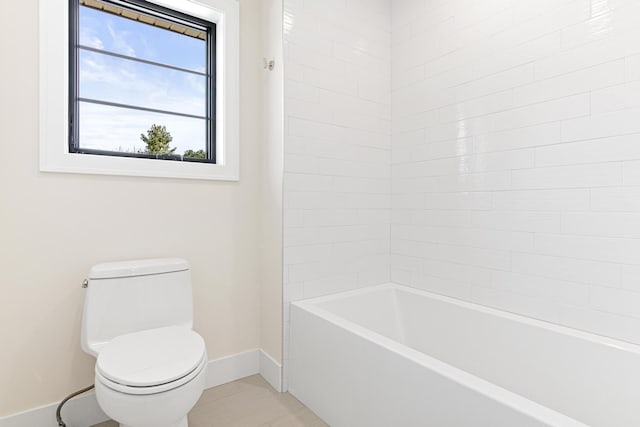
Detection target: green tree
<box><xmin>184</xmin><ymin>149</ymin><xmax>207</xmax><ymax>159</ymax></box>
<box><xmin>140</xmin><ymin>124</ymin><xmax>176</xmax><ymax>155</ymax></box>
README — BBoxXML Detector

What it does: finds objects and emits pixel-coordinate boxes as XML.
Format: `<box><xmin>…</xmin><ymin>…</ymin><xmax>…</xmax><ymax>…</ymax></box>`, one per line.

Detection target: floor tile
<box><xmin>90</xmin><ymin>375</ymin><xmax>327</xmax><ymax>427</ymax></box>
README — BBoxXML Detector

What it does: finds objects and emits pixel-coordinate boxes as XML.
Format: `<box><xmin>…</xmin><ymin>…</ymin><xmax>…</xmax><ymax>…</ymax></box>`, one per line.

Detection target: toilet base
<box><xmin>95</xmin><ymin>352</ymin><xmax>206</xmax><ymax>427</ymax></box>
<box><xmin>121</xmin><ymin>417</ymin><xmax>187</xmax><ymax>427</ymax></box>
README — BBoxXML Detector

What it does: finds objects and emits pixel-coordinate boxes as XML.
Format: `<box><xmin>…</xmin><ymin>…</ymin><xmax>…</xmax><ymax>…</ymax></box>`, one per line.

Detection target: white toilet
<box><xmin>81</xmin><ymin>258</ymin><xmax>207</xmax><ymax>427</ymax></box>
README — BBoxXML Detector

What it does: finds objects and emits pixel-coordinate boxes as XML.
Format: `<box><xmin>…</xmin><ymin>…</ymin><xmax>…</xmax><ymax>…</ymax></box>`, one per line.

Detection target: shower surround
<box><xmin>284</xmin><ymin>0</ymin><xmax>640</xmax><ymax>383</ymax></box>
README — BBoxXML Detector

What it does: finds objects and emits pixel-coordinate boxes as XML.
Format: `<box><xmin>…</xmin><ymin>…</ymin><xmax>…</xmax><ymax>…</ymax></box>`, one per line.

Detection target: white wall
<box><xmin>260</xmin><ymin>0</ymin><xmax>285</xmax><ymax>365</ymax></box>
<box><xmin>0</xmin><ymin>0</ymin><xmax>277</xmax><ymax>417</ymax></box>
<box><xmin>391</xmin><ymin>0</ymin><xmax>640</xmax><ymax>344</ymax></box>
<box><xmin>282</xmin><ymin>0</ymin><xmax>392</xmax><ymax>380</ymax></box>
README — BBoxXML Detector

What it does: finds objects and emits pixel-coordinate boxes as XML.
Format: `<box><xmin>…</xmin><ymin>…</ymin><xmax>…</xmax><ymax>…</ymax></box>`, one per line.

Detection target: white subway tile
<box><xmin>491</xmin><ymin>93</ymin><xmax>590</xmax><ymax>132</ymax></box>
<box><xmin>337</xmin><ymin>193</ymin><xmax>391</xmax><ymax>209</ymax></box>
<box><xmin>285</xmin><ymin>79</ymin><xmax>319</xmax><ymax>102</ymax></box>
<box><xmin>357</xmin><ymin>209</ymin><xmax>391</xmax><ymax>225</ymax></box>
<box><xmin>393</xmin><ymin>109</ymin><xmax>441</xmax><ymax>134</ymax></box>
<box><xmin>511</xmin><ymin>163</ymin><xmax>621</xmax><ymax>189</ymax></box>
<box><xmin>514</xmin><ymin>60</ymin><xmax>624</xmax><ymax>107</ymax></box>
<box><xmin>393</xmin><ymin>137</ymin><xmax>473</xmax><ymax>163</ymax></box>
<box><xmin>286</xmin><ymin>224</ymin><xmax>389</xmax><ymax>247</ymax></box>
<box><xmin>392</xmin><ymin>210</ymin><xmax>472</xmax><ymax>228</ymax></box>
<box><xmin>286</xmin><ymin>98</ymin><xmax>333</xmax><ymax>123</ymax></box>
<box><xmin>302</xmin><ymin>209</ymin><xmax>358</xmax><ymax>226</ymax></box>
<box><xmin>622</xmin><ymin>264</ymin><xmax>640</xmax><ymax>293</ymax></box>
<box><xmin>390</xmin><ymin>267</ymin><xmax>416</xmax><ymax>286</ymax></box>
<box><xmin>468</xmin><ymin>286</ymin><xmax>564</xmax><ymax>324</ymax></box>
<box><xmin>334</xmin><ymin>41</ymin><xmax>388</xmax><ymax>70</ymax></box>
<box><xmin>562</xmin><ymin>107</ymin><xmax>640</xmax><ymax>142</ymax></box>
<box><xmin>436</xmin><ymin>243</ymin><xmax>512</xmax><ymax>270</ymax></box>
<box><xmin>438</xmin><ymin>90</ymin><xmax>514</xmax><ymax>124</ymax></box>
<box><xmin>467</xmin><ymin>150</ymin><xmax>535</xmax><ymax>173</ymax></box>
<box><xmin>475</xmin><ymin>122</ymin><xmax>563</xmax><ymax>153</ymax></box>
<box><xmin>490</xmin><ymin>271</ymin><xmax>589</xmax><ymax>306</ymax></box>
<box><xmin>562</xmin><ymin>212</ymin><xmax>640</xmax><ymax>238</ymax></box>
<box><xmin>443</xmin><ymin>226</ymin><xmax>535</xmax><ymax>251</ymax></box>
<box><xmin>561</xmin><ymin>2</ymin><xmax>640</xmax><ymax>50</ymax></box>
<box><xmin>333</xmin><ymin>239</ymin><xmax>389</xmax><ymax>258</ymax></box>
<box><xmin>283</xmin><ymin>173</ymin><xmax>334</xmax><ymax>192</ymax></box>
<box><xmin>590</xmin><ymin>287</ymin><xmax>640</xmax><ymax>319</ymax></box>
<box><xmin>395</xmin><ymin>170</ymin><xmax>512</xmax><ymax>193</ymax></box>
<box><xmin>511</xmin><ymin>252</ymin><xmax>621</xmax><ymax>288</ymax></box>
<box><xmin>623</xmin><ymin>161</ymin><xmax>640</xmax><ymax>185</ymax></box>
<box><xmin>625</xmin><ymin>52</ymin><xmax>640</xmax><ymax>81</ymax></box>
<box><xmin>454</xmin><ymin>64</ymin><xmax>535</xmax><ymax>102</ymax></box>
<box><xmin>392</xmin><ymin>64</ymin><xmax>425</xmax><ymax>90</ymax></box>
<box><xmin>492</xmin><ymin>189</ymin><xmax>590</xmax><ymax>212</ymax></box>
<box><xmin>591</xmin><ymin>186</ymin><xmax>640</xmax><ymax>211</ymax></box>
<box><xmin>318</xmin><ymin>89</ymin><xmax>391</xmax><ymax>120</ymax></box>
<box><xmin>304</xmin><ymin>66</ymin><xmax>358</xmax><ymax>96</ymax></box>
<box><xmin>284</xmin><ymin>244</ymin><xmax>333</xmax><ymax>265</ymax></box>
<box><xmin>535</xmin><ymin>28</ymin><xmax>640</xmax><ymax>80</ymax></box>
<box><xmin>358</xmin><ymin>260</ymin><xmax>391</xmax><ymax>287</ymax></box>
<box><xmin>284</xmin><ymin>30</ymin><xmax>333</xmax><ymax>56</ymax></box>
<box><xmin>284</xmin><ymin>209</ymin><xmax>304</xmax><ymax>227</ymax></box>
<box><xmin>413</xmin><ymin>275</ymin><xmax>472</xmax><ymax>301</ymax></box>
<box><xmin>393</xmin><ymin>238</ymin><xmax>512</xmax><ymax>271</ymax></box>
<box><xmin>473</xmin><ymin>32</ymin><xmax>565</xmax><ymax>80</ymax></box>
<box><xmin>421</xmin><ymin>257</ymin><xmax>493</xmax><ymax>287</ymax></box>
<box><xmin>535</xmin><ymin>233</ymin><xmax>640</xmax><ymax>264</ymax></box>
<box><xmin>423</xmin><ymin>192</ymin><xmax>493</xmax><ymax>211</ymax></box>
<box><xmin>289</xmin><ymin>117</ymin><xmax>390</xmax><ymax>149</ymax></box>
<box><xmin>472</xmin><ymin>211</ymin><xmax>561</xmax><ymax>233</ymax></box>
<box><xmin>392</xmin><ymin>194</ymin><xmax>425</xmax><ymax>209</ymax></box>
<box><xmin>286</xmin><ymin>191</ymin><xmax>337</xmax><ymax>209</ymax></box>
<box><xmin>592</xmin><ymin>81</ymin><xmax>640</xmax><ymax>114</ymax></box>
<box><xmin>536</xmin><ymin>134</ymin><xmax>640</xmax><ymax>167</ymax></box>
<box><xmin>334</xmin><ymin>176</ymin><xmax>390</xmax><ymax>194</ymax></box>
<box><xmin>302</xmin><ymin>273</ymin><xmax>361</xmax><ymax>299</ymax></box>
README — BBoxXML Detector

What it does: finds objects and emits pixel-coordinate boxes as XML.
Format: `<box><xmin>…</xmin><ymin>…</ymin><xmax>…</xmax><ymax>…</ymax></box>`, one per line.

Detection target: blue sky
<box><xmin>78</xmin><ymin>5</ymin><xmax>208</xmax><ymax>154</ymax></box>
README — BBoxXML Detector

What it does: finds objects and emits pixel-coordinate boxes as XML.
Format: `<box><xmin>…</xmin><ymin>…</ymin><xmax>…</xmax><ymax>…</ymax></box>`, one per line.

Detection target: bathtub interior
<box><xmin>307</xmin><ymin>284</ymin><xmax>640</xmax><ymax>427</ymax></box>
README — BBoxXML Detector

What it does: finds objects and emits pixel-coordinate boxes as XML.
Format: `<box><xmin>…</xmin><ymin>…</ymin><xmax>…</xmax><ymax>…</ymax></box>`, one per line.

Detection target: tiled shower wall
<box><xmin>282</xmin><ymin>0</ymin><xmax>391</xmax><ymax>374</ymax></box>
<box><xmin>391</xmin><ymin>0</ymin><xmax>640</xmax><ymax>344</ymax></box>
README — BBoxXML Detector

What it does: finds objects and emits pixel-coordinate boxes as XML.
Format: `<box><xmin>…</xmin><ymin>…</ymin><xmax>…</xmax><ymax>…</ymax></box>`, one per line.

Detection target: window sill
<box><xmin>40</xmin><ymin>151</ymin><xmax>239</xmax><ymax>181</ymax></box>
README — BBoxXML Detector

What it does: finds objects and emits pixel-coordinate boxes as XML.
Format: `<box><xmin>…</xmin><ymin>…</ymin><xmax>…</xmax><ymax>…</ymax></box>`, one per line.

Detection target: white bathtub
<box><xmin>288</xmin><ymin>283</ymin><xmax>640</xmax><ymax>427</ymax></box>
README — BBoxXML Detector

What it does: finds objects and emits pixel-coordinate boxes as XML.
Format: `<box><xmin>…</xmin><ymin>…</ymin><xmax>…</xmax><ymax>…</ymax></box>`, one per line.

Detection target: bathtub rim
<box><xmin>290</xmin><ymin>282</ymin><xmax>640</xmax><ymax>427</ymax></box>
<box><xmin>293</xmin><ymin>283</ymin><xmax>640</xmax><ymax>355</ymax></box>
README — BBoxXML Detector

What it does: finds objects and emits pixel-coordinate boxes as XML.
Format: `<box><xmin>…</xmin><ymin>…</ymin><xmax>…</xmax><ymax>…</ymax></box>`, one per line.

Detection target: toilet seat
<box><xmin>96</xmin><ymin>326</ymin><xmax>207</xmax><ymax>395</ymax></box>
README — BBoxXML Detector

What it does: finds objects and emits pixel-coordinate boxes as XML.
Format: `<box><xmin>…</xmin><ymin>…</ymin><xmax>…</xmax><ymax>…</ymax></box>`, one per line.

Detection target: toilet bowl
<box><xmin>95</xmin><ymin>326</ymin><xmax>207</xmax><ymax>427</ymax></box>
<box><xmin>81</xmin><ymin>259</ymin><xmax>207</xmax><ymax>427</ymax></box>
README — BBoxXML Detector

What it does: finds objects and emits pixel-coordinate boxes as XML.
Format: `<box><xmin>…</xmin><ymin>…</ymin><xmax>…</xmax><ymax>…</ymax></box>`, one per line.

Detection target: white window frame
<box><xmin>39</xmin><ymin>0</ymin><xmax>239</xmax><ymax>181</ymax></box>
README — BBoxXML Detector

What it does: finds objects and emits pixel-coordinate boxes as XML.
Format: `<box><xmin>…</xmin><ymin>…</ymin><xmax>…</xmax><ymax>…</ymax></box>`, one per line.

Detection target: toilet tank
<box><xmin>81</xmin><ymin>258</ymin><xmax>193</xmax><ymax>356</ymax></box>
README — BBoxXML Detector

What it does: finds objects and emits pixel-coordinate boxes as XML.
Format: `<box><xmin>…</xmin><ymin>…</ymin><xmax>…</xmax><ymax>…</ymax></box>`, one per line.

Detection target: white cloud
<box><xmin>79</xmin><ymin>26</ymin><xmax>104</xmax><ymax>49</ymax></box>
<box><xmin>107</xmin><ymin>22</ymin><xmax>136</xmax><ymax>57</ymax></box>
<box><xmin>80</xmin><ymin>51</ymin><xmax>205</xmax><ymax>116</ymax></box>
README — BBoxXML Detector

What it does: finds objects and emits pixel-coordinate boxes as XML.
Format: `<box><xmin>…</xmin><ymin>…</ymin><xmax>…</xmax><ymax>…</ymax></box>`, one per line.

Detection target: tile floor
<box><xmin>91</xmin><ymin>375</ymin><xmax>328</xmax><ymax>427</ymax></box>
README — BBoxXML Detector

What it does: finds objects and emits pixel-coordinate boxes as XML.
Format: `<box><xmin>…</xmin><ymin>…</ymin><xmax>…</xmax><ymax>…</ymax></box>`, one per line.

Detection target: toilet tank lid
<box><xmin>89</xmin><ymin>258</ymin><xmax>190</xmax><ymax>279</ymax></box>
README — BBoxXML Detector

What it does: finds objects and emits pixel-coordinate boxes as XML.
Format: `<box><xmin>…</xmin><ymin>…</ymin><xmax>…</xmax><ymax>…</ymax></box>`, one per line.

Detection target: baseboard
<box><xmin>259</xmin><ymin>349</ymin><xmax>283</xmax><ymax>392</ymax></box>
<box><xmin>0</xmin><ymin>390</ymin><xmax>108</xmax><ymax>427</ymax></box>
<box><xmin>204</xmin><ymin>348</ymin><xmax>260</xmax><ymax>389</ymax></box>
<box><xmin>0</xmin><ymin>348</ymin><xmax>283</xmax><ymax>427</ymax></box>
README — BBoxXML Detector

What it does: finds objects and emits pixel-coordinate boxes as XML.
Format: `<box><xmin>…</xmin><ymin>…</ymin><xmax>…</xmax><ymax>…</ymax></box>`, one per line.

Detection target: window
<box><xmin>69</xmin><ymin>0</ymin><xmax>216</xmax><ymax>163</ymax></box>
<box><xmin>40</xmin><ymin>0</ymin><xmax>239</xmax><ymax>181</ymax></box>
